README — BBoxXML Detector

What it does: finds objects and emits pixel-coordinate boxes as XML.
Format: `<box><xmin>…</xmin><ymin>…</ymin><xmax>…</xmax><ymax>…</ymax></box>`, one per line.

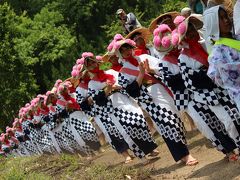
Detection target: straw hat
<box><xmin>108</xmin><ymin>38</ymin><xmax>136</xmax><ymax>57</ymax></box>
<box><xmin>125</xmin><ymin>27</ymin><xmax>152</xmax><ymax>44</ymax></box>
<box><xmin>149</xmin><ymin>12</ymin><xmax>180</xmax><ymax>33</ymax></box>
<box><xmin>98</xmin><ymin>53</ymin><xmax>113</xmax><ymax>71</ymax></box>
<box><xmin>102</xmin><ymin>53</ymin><xmax>110</xmax><ymax>62</ymax></box>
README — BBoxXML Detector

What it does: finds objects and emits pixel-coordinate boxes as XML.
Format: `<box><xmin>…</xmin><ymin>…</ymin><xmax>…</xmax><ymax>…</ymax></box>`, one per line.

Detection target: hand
<box><xmin>87</xmin><ymin>97</ymin><xmax>94</xmax><ymax>105</ymax></box>
<box><xmin>111</xmin><ymin>84</ymin><xmax>122</xmax><ymax>91</ymax></box>
<box><xmin>104</xmin><ymin>84</ymin><xmax>113</xmax><ymax>96</ymax></box>
<box><xmin>66</xmin><ymin>103</ymin><xmax>72</xmax><ymax>110</ymax></box>
<box><xmin>144</xmin><ymin>59</ymin><xmax>155</xmax><ymax>74</ymax></box>
<box><xmin>139</xmin><ymin>62</ymin><xmax>145</xmax><ymax>75</ymax></box>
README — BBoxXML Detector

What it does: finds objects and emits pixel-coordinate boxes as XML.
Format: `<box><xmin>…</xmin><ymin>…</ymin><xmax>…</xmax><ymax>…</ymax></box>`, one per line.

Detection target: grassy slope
<box><xmin>1</xmin><ymin>132</ymin><xmax>240</xmax><ymax>180</ymax></box>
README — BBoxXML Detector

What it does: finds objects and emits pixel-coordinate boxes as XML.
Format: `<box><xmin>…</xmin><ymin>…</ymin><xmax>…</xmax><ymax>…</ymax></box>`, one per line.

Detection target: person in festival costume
<box><xmin>203</xmin><ymin>5</ymin><xmax>240</xmax><ymax>145</ymax></box>
<box><xmin>109</xmin><ymin>36</ymin><xmax>198</xmax><ymax>166</ymax></box>
<box><xmin>62</xmin><ymin>77</ymin><xmax>102</xmax><ymax>157</ymax></box>
<box><xmin>0</xmin><ymin>133</ymin><xmax>11</xmax><ymax>156</ymax></box>
<box><xmin>150</xmin><ymin>14</ymin><xmax>197</xmax><ymax>131</ymax></box>
<box><xmin>18</xmin><ymin>106</ymin><xmax>43</xmax><ymax>155</ymax></box>
<box><xmin>85</xmin><ymin>52</ymin><xmax>160</xmax><ymax>163</ymax></box>
<box><xmin>12</xmin><ymin>118</ymin><xmax>40</xmax><ymax>156</ymax></box>
<box><xmin>205</xmin><ymin>5</ymin><xmax>240</xmax><ymax>110</ymax></box>
<box><xmin>125</xmin><ymin>27</ymin><xmax>155</xmax><ymax>56</ymax></box>
<box><xmin>43</xmin><ymin>89</ymin><xmax>75</xmax><ymax>154</ymax></box>
<box><xmin>5</xmin><ymin>127</ymin><xmax>21</xmax><ymax>156</ymax></box>
<box><xmin>26</xmin><ymin>97</ymin><xmax>56</xmax><ymax>154</ymax></box>
<box><xmin>56</xmin><ymin>81</ymin><xmax>101</xmax><ymax>157</ymax></box>
<box><xmin>173</xmin><ymin>15</ymin><xmax>240</xmax><ymax>161</ymax></box>
<box><xmin>74</xmin><ymin>52</ymin><xmax>135</xmax><ymax>164</ymax></box>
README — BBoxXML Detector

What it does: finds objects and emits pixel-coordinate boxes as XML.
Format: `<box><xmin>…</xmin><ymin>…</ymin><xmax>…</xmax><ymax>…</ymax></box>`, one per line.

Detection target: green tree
<box><xmin>14</xmin><ymin>5</ymin><xmax>76</xmax><ymax>92</ymax></box>
<box><xmin>0</xmin><ymin>3</ymin><xmax>38</xmax><ymax>130</ymax></box>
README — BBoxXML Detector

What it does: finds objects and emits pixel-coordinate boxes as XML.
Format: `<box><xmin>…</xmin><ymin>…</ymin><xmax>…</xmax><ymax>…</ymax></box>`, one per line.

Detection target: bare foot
<box><xmin>125</xmin><ymin>156</ymin><xmax>134</xmax><ymax>164</ymax></box>
<box><xmin>181</xmin><ymin>154</ymin><xmax>198</xmax><ymax>166</ymax></box>
<box><xmin>148</xmin><ymin>149</ymin><xmax>159</xmax><ymax>157</ymax></box>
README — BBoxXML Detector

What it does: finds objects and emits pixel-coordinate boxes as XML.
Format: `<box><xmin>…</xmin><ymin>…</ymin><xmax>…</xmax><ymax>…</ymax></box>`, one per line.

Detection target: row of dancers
<box><xmin>1</xmin><ymin>4</ymin><xmax>240</xmax><ymax>166</ymax></box>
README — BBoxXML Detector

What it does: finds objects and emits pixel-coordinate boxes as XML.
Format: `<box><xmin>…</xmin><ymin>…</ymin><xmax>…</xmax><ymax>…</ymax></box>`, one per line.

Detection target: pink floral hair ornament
<box><xmin>173</xmin><ymin>16</ymin><xmax>186</xmax><ymax>26</ymax></box>
<box><xmin>173</xmin><ymin>15</ymin><xmax>203</xmax><ymax>43</ymax></box>
<box><xmin>153</xmin><ymin>24</ymin><xmax>174</xmax><ymax>52</ymax></box>
<box><xmin>54</xmin><ymin>79</ymin><xmax>63</xmax><ymax>88</ymax></box>
<box><xmin>109</xmin><ymin>38</ymin><xmax>136</xmax><ymax>56</ymax></box>
<box><xmin>76</xmin><ymin>58</ymin><xmax>85</xmax><ymax>65</ymax></box>
<box><xmin>96</xmin><ymin>56</ymin><xmax>102</xmax><ymax>61</ymax></box>
<box><xmin>57</xmin><ymin>84</ymin><xmax>65</xmax><ymax>94</ymax></box>
<box><xmin>114</xmin><ymin>34</ymin><xmax>124</xmax><ymax>41</ymax></box>
<box><xmin>6</xmin><ymin>127</ymin><xmax>15</xmax><ymax>134</ymax></box>
<box><xmin>82</xmin><ymin>52</ymin><xmax>94</xmax><ymax>59</ymax></box>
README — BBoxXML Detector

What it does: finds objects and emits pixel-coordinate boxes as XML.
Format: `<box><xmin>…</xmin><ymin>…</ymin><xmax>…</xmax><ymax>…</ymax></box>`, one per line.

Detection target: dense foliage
<box><xmin>0</xmin><ymin>0</ymin><xmax>187</xmax><ymax>131</ymax></box>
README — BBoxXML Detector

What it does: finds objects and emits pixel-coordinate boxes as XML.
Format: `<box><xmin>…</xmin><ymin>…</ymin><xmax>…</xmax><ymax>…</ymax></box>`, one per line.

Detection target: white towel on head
<box><xmin>203</xmin><ymin>5</ymin><xmax>222</xmax><ymax>53</ymax></box>
<box><xmin>234</xmin><ymin>0</ymin><xmax>240</xmax><ymax>35</ymax></box>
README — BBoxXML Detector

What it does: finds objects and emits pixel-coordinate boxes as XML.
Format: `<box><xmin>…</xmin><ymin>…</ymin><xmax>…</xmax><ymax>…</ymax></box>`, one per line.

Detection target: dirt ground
<box><xmin>1</xmin><ymin>129</ymin><xmax>240</xmax><ymax>179</ymax></box>
<box><xmin>93</xmin><ymin>131</ymin><xmax>240</xmax><ymax>180</ymax></box>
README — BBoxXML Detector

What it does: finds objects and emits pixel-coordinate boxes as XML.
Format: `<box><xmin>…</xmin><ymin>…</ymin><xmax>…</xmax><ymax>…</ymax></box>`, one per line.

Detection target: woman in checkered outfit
<box><xmin>55</xmin><ymin>81</ymin><xmax>101</xmax><ymax>157</ymax></box>
<box><xmin>108</xmin><ymin>35</ymin><xmax>198</xmax><ymax>166</ymax></box>
<box><xmin>152</xmin><ymin>13</ymin><xmax>239</xmax><ymax>161</ymax></box>
<box><xmin>174</xmin><ymin>14</ymin><xmax>239</xmax><ymax>160</ymax></box>
<box><xmin>78</xmin><ymin>52</ymin><xmax>159</xmax><ymax>163</ymax></box>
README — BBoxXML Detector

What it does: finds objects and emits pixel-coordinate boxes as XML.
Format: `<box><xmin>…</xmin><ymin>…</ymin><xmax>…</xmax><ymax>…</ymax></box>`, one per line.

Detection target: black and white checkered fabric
<box><xmin>70</xmin><ymin>118</ymin><xmax>99</xmax><ymax>142</ymax></box>
<box><xmin>143</xmin><ymin>101</ymin><xmax>186</xmax><ymax>144</ymax></box>
<box><xmin>61</xmin><ymin>119</ymin><xmax>83</xmax><ymax>152</ymax></box>
<box><xmin>29</xmin><ymin>127</ymin><xmax>54</xmax><ymax>153</ymax></box>
<box><xmin>158</xmin><ymin>62</ymin><xmax>189</xmax><ymax>110</ymax></box>
<box><xmin>214</xmin><ymin>87</ymin><xmax>240</xmax><ymax>146</ymax></box>
<box><xmin>22</xmin><ymin>141</ymin><xmax>39</xmax><ymax>155</ymax></box>
<box><xmin>94</xmin><ymin>106</ymin><xmax>124</xmax><ymax>140</ymax></box>
<box><xmin>17</xmin><ymin>144</ymin><xmax>29</xmax><ymax>156</ymax></box>
<box><xmin>46</xmin><ymin>112</ymin><xmax>60</xmax><ymax>130</ymax></box>
<box><xmin>113</xmin><ymin>107</ymin><xmax>156</xmax><ymax>158</ymax></box>
<box><xmin>191</xmin><ymin>100</ymin><xmax>232</xmax><ymax>152</ymax></box>
<box><xmin>76</xmin><ymin>88</ymin><xmax>95</xmax><ymax>118</ymax></box>
<box><xmin>179</xmin><ymin>62</ymin><xmax>219</xmax><ymax>106</ymax></box>
<box><xmin>53</xmin><ymin>130</ymin><xmax>74</xmax><ymax>153</ymax></box>
<box><xmin>89</xmin><ymin>88</ymin><xmax>114</xmax><ymax>114</ymax></box>
<box><xmin>174</xmin><ymin>90</ymin><xmax>191</xmax><ymax>111</ymax></box>
<box><xmin>70</xmin><ymin>117</ymin><xmax>100</xmax><ymax>155</ymax></box>
<box><xmin>119</xmin><ymin>71</ymin><xmax>186</xmax><ymax>144</ymax></box>
<box><xmin>88</xmin><ymin>88</ymin><xmax>126</xmax><ymax>151</ymax></box>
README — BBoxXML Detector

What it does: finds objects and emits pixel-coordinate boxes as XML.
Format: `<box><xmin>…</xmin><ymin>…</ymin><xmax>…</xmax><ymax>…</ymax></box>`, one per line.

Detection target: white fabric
<box><xmin>203</xmin><ymin>5</ymin><xmax>221</xmax><ymax>53</ymax></box>
<box><xmin>234</xmin><ymin>0</ymin><xmax>240</xmax><ymax>35</ymax></box>
<box><xmin>187</xmin><ymin>103</ymin><xmax>222</xmax><ymax>147</ymax></box>
<box><xmin>209</xmin><ymin>105</ymin><xmax>240</xmax><ymax>146</ymax></box>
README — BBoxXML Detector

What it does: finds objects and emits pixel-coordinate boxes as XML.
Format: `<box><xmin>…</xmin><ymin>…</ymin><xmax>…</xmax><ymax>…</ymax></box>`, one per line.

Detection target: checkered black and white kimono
<box><xmin>153</xmin><ymin>50</ymin><xmax>190</xmax><ymax>111</ymax></box>
<box><xmin>88</xmin><ymin>71</ymin><xmax>157</xmax><ymax>158</ymax></box>
<box><xmin>154</xmin><ymin>49</ymin><xmax>237</xmax><ymax>153</ymax></box>
<box><xmin>55</xmin><ymin>96</ymin><xmax>90</xmax><ymax>155</ymax></box>
<box><xmin>15</xmin><ymin>130</ymin><xmax>40</xmax><ymax>156</ymax></box>
<box><xmin>76</xmin><ymin>82</ymin><xmax>129</xmax><ymax>155</ymax></box>
<box><xmin>21</xmin><ymin>120</ymin><xmax>43</xmax><ymax>154</ymax></box>
<box><xmin>118</xmin><ymin>55</ymin><xmax>189</xmax><ymax>162</ymax></box>
<box><xmin>178</xmin><ymin>46</ymin><xmax>240</xmax><ymax>150</ymax></box>
<box><xmin>69</xmin><ymin>110</ymin><xmax>101</xmax><ymax>156</ymax></box>
<box><xmin>44</xmin><ymin>105</ymin><xmax>74</xmax><ymax>153</ymax></box>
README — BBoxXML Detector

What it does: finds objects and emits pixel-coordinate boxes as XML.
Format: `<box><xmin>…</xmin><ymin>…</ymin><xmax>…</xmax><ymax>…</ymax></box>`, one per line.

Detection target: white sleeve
<box><xmin>234</xmin><ymin>0</ymin><xmax>240</xmax><ymax>35</ymax></box>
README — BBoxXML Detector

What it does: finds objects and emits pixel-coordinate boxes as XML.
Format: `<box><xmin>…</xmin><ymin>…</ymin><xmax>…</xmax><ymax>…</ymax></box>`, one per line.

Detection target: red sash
<box><xmin>120</xmin><ymin>67</ymin><xmax>173</xmax><ymax>97</ymax></box>
<box><xmin>78</xmin><ymin>82</ymin><xmax>88</xmax><ymax>90</ymax></box>
<box><xmin>57</xmin><ymin>99</ymin><xmax>67</xmax><ymax>107</ymax></box>
<box><xmin>181</xmin><ymin>48</ymin><xmax>209</xmax><ymax>67</ymax></box>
